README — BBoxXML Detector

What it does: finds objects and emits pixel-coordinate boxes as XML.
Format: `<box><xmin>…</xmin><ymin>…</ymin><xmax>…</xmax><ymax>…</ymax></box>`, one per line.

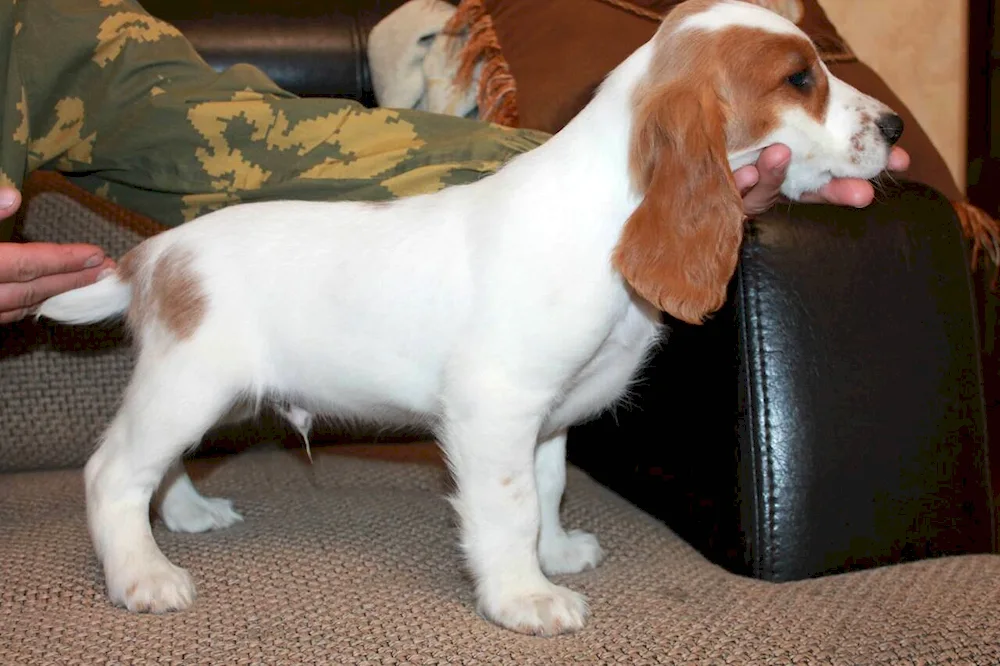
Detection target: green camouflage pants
<box><xmin>0</xmin><ymin>0</ymin><xmax>549</xmax><ymax>241</ymax></box>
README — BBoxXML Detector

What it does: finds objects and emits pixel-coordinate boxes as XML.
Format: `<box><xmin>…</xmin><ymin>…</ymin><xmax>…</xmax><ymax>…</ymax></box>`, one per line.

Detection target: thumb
<box><xmin>0</xmin><ymin>188</ymin><xmax>21</xmax><ymax>221</ymax></box>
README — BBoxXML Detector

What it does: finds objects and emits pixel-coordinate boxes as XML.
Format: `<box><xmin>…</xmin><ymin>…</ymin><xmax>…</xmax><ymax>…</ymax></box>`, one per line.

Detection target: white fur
<box><xmin>37</xmin><ymin>0</ymin><xmax>897</xmax><ymax>636</ymax></box>
<box><xmin>155</xmin><ymin>462</ymin><xmax>244</xmax><ymax>534</ymax></box>
<box><xmin>680</xmin><ymin>0</ymin><xmax>802</xmax><ymax>36</ymax></box>
<box><xmin>37</xmin><ymin>270</ymin><xmax>131</xmax><ymax>324</ymax></box>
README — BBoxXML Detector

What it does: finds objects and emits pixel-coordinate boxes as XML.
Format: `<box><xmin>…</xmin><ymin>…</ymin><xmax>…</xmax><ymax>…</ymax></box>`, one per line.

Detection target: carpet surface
<box><xmin>2</xmin><ymin>443</ymin><xmax>999</xmax><ymax>665</ymax></box>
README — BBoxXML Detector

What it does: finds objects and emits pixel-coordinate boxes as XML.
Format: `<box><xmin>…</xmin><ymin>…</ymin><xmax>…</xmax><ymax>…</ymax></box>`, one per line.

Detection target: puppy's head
<box><xmin>614</xmin><ymin>0</ymin><xmax>901</xmax><ymax>324</ymax></box>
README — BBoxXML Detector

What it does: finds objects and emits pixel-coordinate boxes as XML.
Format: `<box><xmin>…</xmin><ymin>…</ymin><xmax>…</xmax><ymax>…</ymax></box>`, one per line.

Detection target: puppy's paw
<box><xmin>539</xmin><ymin>529</ymin><xmax>604</xmax><ymax>576</ymax></box>
<box><xmin>161</xmin><ymin>495</ymin><xmax>243</xmax><ymax>534</ymax></box>
<box><xmin>107</xmin><ymin>556</ymin><xmax>196</xmax><ymax>613</ymax></box>
<box><xmin>479</xmin><ymin>581</ymin><xmax>588</xmax><ymax>636</ymax></box>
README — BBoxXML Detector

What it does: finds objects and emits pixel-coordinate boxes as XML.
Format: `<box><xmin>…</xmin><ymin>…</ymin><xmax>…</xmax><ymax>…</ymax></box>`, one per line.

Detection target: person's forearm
<box><xmin>0</xmin><ymin>0</ymin><xmax>548</xmax><ymax>239</ymax></box>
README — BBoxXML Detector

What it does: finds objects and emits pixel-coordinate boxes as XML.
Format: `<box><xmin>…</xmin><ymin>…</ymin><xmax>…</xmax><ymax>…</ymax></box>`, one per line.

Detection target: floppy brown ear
<box><xmin>613</xmin><ymin>82</ymin><xmax>746</xmax><ymax>325</ymax></box>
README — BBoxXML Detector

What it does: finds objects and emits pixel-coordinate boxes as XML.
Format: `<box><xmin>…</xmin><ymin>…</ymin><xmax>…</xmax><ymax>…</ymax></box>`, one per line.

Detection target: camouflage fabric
<box><xmin>0</xmin><ymin>0</ymin><xmax>550</xmax><ymax>240</ymax></box>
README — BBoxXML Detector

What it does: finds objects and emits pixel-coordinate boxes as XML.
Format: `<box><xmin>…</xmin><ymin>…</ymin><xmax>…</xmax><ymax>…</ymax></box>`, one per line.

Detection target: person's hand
<box><xmin>0</xmin><ymin>242</ymin><xmax>116</xmax><ymax>323</ymax></box>
<box><xmin>0</xmin><ymin>187</ymin><xmax>20</xmax><ymax>222</ymax></box>
<box><xmin>734</xmin><ymin>144</ymin><xmax>911</xmax><ymax>216</ymax></box>
<box><xmin>0</xmin><ymin>187</ymin><xmax>115</xmax><ymax>324</ymax></box>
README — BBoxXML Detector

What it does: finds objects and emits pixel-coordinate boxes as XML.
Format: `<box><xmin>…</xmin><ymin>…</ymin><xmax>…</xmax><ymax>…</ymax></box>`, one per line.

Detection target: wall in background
<box><xmin>817</xmin><ymin>0</ymin><xmax>968</xmax><ymax>190</ymax></box>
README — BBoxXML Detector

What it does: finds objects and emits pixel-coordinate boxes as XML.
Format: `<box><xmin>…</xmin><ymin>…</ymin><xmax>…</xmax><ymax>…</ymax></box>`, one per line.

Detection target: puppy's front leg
<box><xmin>443</xmin><ymin>407</ymin><xmax>588</xmax><ymax>636</ymax></box>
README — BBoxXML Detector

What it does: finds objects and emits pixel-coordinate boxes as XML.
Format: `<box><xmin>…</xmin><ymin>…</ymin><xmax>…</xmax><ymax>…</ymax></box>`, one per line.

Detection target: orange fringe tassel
<box><xmin>443</xmin><ymin>0</ymin><xmax>519</xmax><ymax>127</ymax></box>
<box><xmin>953</xmin><ymin>199</ymin><xmax>1000</xmax><ymax>290</ymax></box>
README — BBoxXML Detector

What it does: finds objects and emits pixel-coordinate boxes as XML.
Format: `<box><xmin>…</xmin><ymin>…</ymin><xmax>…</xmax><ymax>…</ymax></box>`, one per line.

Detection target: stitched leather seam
<box><xmin>737</xmin><ymin>262</ymin><xmax>763</xmax><ymax>577</ymax></box>
<box><xmin>749</xmin><ymin>252</ymin><xmax>776</xmax><ymax>578</ymax></box>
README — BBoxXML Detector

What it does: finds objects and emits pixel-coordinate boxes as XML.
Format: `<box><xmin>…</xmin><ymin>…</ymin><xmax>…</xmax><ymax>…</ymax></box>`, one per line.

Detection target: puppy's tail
<box><xmin>36</xmin><ymin>271</ymin><xmax>132</xmax><ymax>325</ymax></box>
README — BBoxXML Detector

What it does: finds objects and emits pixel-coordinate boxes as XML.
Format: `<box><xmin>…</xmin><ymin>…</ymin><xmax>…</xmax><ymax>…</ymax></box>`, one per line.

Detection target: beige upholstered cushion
<box><xmin>2</xmin><ymin>444</ymin><xmax>999</xmax><ymax>664</ymax></box>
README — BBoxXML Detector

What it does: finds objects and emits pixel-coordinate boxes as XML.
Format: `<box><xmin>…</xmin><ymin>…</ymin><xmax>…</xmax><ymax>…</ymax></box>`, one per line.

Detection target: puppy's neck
<box><xmin>515</xmin><ymin>42</ymin><xmax>657</xmax><ymax>215</ymax></box>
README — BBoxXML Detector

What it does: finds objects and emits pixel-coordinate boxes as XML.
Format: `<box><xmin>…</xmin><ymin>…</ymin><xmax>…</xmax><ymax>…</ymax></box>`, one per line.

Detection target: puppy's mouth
<box><xmin>832</xmin><ymin>140</ymin><xmax>894</xmax><ymax>182</ymax></box>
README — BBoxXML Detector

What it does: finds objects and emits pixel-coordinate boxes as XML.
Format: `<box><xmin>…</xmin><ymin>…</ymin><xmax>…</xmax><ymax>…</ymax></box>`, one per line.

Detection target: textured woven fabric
<box><xmin>2</xmin><ymin>444</ymin><xmax>999</xmax><ymax>665</ymax></box>
<box><xmin>0</xmin><ymin>192</ymin><xmax>144</xmax><ymax>472</ymax></box>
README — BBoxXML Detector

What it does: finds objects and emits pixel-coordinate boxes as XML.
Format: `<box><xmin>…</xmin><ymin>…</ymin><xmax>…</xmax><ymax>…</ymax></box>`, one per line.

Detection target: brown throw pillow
<box><xmin>445</xmin><ymin>0</ymin><xmax>960</xmax><ymax>200</ymax></box>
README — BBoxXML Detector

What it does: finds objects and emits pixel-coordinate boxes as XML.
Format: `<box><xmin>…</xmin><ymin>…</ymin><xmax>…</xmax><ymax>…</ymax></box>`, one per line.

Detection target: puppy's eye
<box><xmin>786</xmin><ymin>69</ymin><xmax>814</xmax><ymax>91</ymax></box>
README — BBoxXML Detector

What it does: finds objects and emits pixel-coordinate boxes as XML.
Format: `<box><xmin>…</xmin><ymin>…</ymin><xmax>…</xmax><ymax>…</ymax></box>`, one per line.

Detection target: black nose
<box><xmin>876</xmin><ymin>113</ymin><xmax>904</xmax><ymax>145</ymax></box>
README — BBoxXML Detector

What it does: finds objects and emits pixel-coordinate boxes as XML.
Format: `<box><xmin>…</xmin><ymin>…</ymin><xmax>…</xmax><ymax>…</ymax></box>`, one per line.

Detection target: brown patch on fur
<box><xmin>645</xmin><ymin>5</ymin><xmax>830</xmax><ymax>157</ymax></box>
<box><xmin>151</xmin><ymin>248</ymin><xmax>206</xmax><ymax>339</ymax></box>
<box><xmin>614</xmin><ymin>0</ymin><xmax>829</xmax><ymax>324</ymax></box>
<box><xmin>113</xmin><ymin>243</ymin><xmax>207</xmax><ymax>338</ymax></box>
<box><xmin>722</xmin><ymin>28</ymin><xmax>829</xmax><ymax>146</ymax></box>
<box><xmin>116</xmin><ymin>244</ymin><xmax>150</xmax><ymax>328</ymax></box>
<box><xmin>616</xmin><ymin>81</ymin><xmax>745</xmax><ymax>324</ymax></box>
<box><xmin>116</xmin><ymin>246</ymin><xmax>145</xmax><ymax>283</ymax></box>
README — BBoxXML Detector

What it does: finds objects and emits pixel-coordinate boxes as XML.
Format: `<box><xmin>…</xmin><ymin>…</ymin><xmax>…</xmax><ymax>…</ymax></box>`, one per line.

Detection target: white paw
<box><xmin>479</xmin><ymin>581</ymin><xmax>589</xmax><ymax>636</ymax></box>
<box><xmin>160</xmin><ymin>495</ymin><xmax>243</xmax><ymax>534</ymax></box>
<box><xmin>539</xmin><ymin>529</ymin><xmax>604</xmax><ymax>576</ymax></box>
<box><xmin>107</xmin><ymin>555</ymin><xmax>196</xmax><ymax>613</ymax></box>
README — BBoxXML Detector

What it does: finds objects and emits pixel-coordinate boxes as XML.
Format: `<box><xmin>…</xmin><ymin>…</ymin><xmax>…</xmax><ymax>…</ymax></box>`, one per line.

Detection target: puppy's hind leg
<box><xmin>85</xmin><ymin>346</ymin><xmax>241</xmax><ymax>613</ymax></box>
<box><xmin>156</xmin><ymin>399</ymin><xmax>311</xmax><ymax>531</ymax></box>
<box><xmin>155</xmin><ymin>461</ymin><xmax>243</xmax><ymax>534</ymax></box>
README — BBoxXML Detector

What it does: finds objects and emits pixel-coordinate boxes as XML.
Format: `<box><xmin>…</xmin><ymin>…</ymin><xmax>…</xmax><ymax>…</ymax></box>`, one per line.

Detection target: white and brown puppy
<box><xmin>38</xmin><ymin>0</ymin><xmax>901</xmax><ymax>636</ymax></box>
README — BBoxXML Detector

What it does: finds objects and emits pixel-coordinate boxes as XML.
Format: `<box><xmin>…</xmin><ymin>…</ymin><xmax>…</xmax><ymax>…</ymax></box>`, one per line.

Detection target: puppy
<box><xmin>38</xmin><ymin>0</ymin><xmax>902</xmax><ymax>636</ymax></box>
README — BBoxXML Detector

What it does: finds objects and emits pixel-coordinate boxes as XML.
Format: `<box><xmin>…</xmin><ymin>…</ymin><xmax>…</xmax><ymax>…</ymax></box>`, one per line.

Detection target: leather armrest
<box><xmin>140</xmin><ymin>0</ymin><xmax>411</xmax><ymax>103</ymax></box>
<box><xmin>568</xmin><ymin>182</ymin><xmax>997</xmax><ymax>581</ymax></box>
<box><xmin>737</xmin><ymin>181</ymin><xmax>995</xmax><ymax>580</ymax></box>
